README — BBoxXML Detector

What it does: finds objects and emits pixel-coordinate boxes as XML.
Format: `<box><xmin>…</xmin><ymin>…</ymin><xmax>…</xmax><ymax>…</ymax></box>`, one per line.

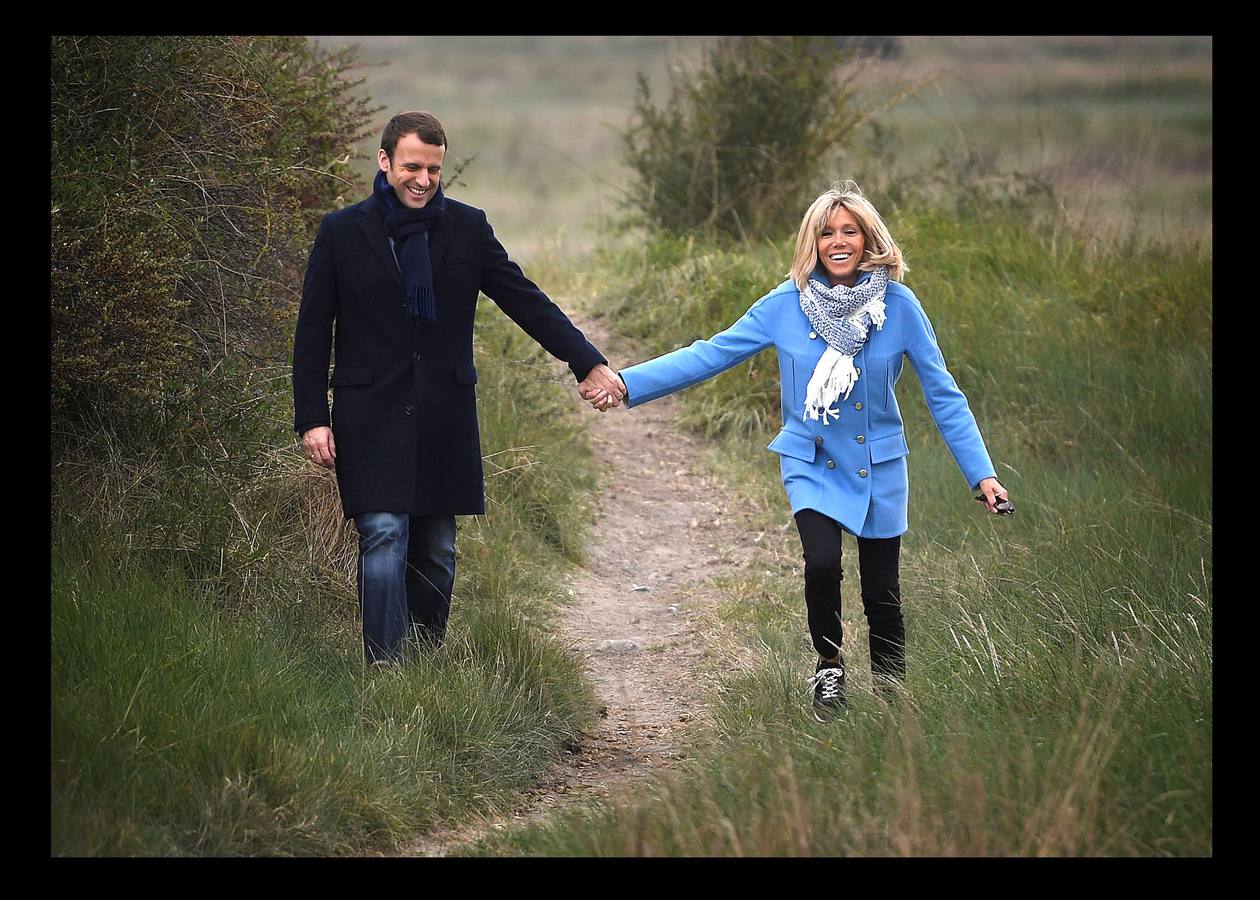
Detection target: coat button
<box><xmin>859</xmin><ymin>468</ymin><xmax>868</xmax><ymax>477</ymax></box>
<box><xmin>854</xmin><ymin>402</ymin><xmax>863</xmax><ymax>410</ymax></box>
<box><xmin>856</xmin><ymin>367</ymin><xmax>862</xmax><ymax>375</ymax></box>
<box><xmin>856</xmin><ymin>435</ymin><xmax>865</xmax><ymax>444</ymax></box>
<box><xmin>412</xmin><ymin>352</ymin><xmax>421</xmax><ymax>362</ymax></box>
<box><xmin>405</xmin><ymin>404</ymin><xmax>414</xmax><ymax>415</ymax></box>
<box><xmin>826</xmin><ymin>459</ymin><xmax>835</xmax><ymax>469</ymax></box>
<box><xmin>814</xmin><ymin>436</ymin><xmax>824</xmax><ymax>446</ymax></box>
<box><xmin>809</xmin><ymin>331</ymin><xmax>817</xmax><ymax>339</ymax></box>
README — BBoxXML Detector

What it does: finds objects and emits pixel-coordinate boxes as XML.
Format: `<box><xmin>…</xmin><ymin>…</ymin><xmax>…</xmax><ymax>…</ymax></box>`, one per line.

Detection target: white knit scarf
<box><xmin>798</xmin><ymin>267</ymin><xmax>890</xmax><ymax>425</ymax></box>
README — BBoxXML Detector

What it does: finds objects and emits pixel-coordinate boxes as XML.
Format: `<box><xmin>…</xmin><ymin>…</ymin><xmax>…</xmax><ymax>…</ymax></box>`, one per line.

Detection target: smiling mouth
<box><xmin>828</xmin><ymin>253</ymin><xmax>852</xmax><ymax>262</ymax></box>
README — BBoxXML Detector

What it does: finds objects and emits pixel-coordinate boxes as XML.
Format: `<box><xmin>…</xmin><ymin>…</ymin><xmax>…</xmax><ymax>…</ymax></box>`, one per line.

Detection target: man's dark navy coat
<box><xmin>292</xmin><ymin>194</ymin><xmax>605</xmax><ymax>519</ymax></box>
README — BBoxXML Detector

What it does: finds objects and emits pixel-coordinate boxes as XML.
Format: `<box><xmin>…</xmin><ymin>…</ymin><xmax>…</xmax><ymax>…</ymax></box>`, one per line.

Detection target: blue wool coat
<box><xmin>620</xmin><ymin>271</ymin><xmax>996</xmax><ymax>538</ymax></box>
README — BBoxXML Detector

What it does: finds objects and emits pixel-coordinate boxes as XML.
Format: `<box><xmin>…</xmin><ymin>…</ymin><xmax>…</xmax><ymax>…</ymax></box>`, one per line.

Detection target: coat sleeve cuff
<box><xmin>571</xmin><ymin>351</ymin><xmax>609</xmax><ymax>382</ymax></box>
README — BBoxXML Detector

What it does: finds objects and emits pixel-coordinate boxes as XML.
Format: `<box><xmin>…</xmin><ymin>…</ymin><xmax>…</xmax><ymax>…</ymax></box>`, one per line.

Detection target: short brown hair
<box><xmin>380</xmin><ymin>111</ymin><xmax>447</xmax><ymax>159</ymax></box>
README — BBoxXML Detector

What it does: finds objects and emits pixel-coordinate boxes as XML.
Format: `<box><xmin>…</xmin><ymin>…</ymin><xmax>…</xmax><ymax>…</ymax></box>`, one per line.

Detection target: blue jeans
<box><xmin>353</xmin><ymin>512</ymin><xmax>457</xmax><ymax>663</ymax></box>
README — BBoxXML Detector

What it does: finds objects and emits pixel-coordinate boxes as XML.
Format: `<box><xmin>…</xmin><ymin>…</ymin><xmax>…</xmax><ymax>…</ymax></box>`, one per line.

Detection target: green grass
<box><xmin>52</xmin><ymin>534</ymin><xmax>594</xmax><ymax>856</ymax></box>
<box><xmin>52</xmin><ymin>304</ymin><xmax>600</xmax><ymax>856</ymax></box>
<box><xmin>471</xmin><ymin>639</ymin><xmax>1208</xmax><ymax>855</ymax></box>
<box><xmin>462</xmin><ymin>190</ymin><xmax>1212</xmax><ymax>856</ymax></box>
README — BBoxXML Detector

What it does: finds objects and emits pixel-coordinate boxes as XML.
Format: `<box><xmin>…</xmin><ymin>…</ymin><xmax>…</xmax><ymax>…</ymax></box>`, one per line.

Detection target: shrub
<box><xmin>50</xmin><ymin>35</ymin><xmax>376</xmax><ymax>420</ymax></box>
<box><xmin>621</xmin><ymin>36</ymin><xmax>865</xmax><ymax>241</ymax></box>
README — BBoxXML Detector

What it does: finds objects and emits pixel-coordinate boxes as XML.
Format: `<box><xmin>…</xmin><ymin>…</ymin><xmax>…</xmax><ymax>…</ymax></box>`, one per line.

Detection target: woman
<box><xmin>588</xmin><ymin>181</ymin><xmax>1010</xmax><ymax>718</ymax></box>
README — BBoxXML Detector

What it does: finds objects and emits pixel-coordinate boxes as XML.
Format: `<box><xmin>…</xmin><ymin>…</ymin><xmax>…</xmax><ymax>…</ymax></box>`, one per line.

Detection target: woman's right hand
<box><xmin>584</xmin><ymin>373</ymin><xmax>628</xmax><ymax>412</ymax></box>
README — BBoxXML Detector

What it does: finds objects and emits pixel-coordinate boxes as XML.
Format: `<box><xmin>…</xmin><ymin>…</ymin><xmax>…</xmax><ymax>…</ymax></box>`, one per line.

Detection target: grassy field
<box><xmin>53</xmin><ymin>35</ymin><xmax>1210</xmax><ymax>856</ymax></box>
<box><xmin>51</xmin><ymin>308</ymin><xmax>602</xmax><ymax>856</ymax></box>
<box><xmin>309</xmin><ymin>35</ymin><xmax>1210</xmax><ymax>258</ymax></box>
<box><xmin>460</xmin><ymin>184</ymin><xmax>1212</xmax><ymax>855</ymax></box>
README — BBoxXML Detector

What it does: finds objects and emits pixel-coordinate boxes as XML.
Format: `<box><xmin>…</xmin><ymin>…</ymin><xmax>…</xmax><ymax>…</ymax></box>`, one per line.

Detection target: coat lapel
<box><xmin>357</xmin><ymin>198</ymin><xmax>455</xmax><ymax>291</ymax></box>
<box><xmin>427</xmin><ymin>208</ymin><xmax>454</xmax><ymax>276</ymax></box>
<box><xmin>357</xmin><ymin>198</ymin><xmax>405</xmax><ymax>292</ymax></box>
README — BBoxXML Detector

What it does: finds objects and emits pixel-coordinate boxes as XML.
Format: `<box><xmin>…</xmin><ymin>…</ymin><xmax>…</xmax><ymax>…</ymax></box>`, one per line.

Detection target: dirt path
<box><xmin>399</xmin><ymin>313</ymin><xmax>763</xmax><ymax>856</ymax></box>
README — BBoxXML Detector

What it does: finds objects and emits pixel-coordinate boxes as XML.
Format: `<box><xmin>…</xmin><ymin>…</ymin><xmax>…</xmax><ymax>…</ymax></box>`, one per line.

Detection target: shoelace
<box><xmin>809</xmin><ymin>666</ymin><xmax>844</xmax><ymax>701</ymax></box>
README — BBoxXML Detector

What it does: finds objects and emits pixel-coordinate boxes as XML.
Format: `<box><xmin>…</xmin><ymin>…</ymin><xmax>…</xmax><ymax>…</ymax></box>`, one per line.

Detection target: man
<box><xmin>293</xmin><ymin>111</ymin><xmax>623</xmax><ymax>664</ymax></box>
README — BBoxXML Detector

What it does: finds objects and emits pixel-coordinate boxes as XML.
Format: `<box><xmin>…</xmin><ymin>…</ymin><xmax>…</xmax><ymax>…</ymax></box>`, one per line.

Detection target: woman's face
<box><xmin>816</xmin><ymin>207</ymin><xmax>866</xmax><ymax>288</ymax></box>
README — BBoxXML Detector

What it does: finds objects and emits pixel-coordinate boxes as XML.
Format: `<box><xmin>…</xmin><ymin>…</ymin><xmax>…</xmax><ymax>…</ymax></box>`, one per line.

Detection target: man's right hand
<box><xmin>302</xmin><ymin>426</ymin><xmax>337</xmax><ymax>469</ymax></box>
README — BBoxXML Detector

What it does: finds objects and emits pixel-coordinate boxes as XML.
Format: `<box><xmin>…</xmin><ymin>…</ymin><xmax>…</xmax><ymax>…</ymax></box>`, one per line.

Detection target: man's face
<box><xmin>377</xmin><ymin>133</ymin><xmax>445</xmax><ymax>208</ymax></box>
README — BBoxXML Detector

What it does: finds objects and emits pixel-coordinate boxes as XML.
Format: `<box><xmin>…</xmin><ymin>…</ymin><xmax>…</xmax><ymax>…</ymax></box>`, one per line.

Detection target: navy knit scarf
<box><xmin>373</xmin><ymin>169</ymin><xmax>448</xmax><ymax>323</ymax></box>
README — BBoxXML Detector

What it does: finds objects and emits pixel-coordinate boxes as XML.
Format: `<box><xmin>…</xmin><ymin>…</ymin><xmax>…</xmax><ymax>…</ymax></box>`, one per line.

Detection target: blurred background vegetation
<box><xmin>52</xmin><ymin>35</ymin><xmax>1210</xmax><ymax>856</ymax></box>
<box><xmin>311</xmin><ymin>35</ymin><xmax>1210</xmax><ymax>257</ymax></box>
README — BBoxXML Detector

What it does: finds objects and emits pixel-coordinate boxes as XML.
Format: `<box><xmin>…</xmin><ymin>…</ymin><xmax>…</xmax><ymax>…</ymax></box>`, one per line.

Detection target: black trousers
<box><xmin>794</xmin><ymin>509</ymin><xmax>906</xmax><ymax>681</ymax></box>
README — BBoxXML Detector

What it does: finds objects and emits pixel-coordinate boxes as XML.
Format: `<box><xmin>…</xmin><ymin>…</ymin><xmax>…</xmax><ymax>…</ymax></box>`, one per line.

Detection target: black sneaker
<box><xmin>810</xmin><ymin>658</ymin><xmax>847</xmax><ymax>720</ymax></box>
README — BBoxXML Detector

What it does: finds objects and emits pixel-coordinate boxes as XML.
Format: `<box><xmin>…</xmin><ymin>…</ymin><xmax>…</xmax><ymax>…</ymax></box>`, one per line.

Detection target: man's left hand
<box><xmin>579</xmin><ymin>364</ymin><xmax>625</xmax><ymax>412</ymax></box>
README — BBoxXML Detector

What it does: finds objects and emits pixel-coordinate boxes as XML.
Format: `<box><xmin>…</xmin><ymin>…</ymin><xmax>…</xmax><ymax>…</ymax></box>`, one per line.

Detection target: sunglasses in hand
<box><xmin>975</xmin><ymin>494</ymin><xmax>1015</xmax><ymax>516</ymax></box>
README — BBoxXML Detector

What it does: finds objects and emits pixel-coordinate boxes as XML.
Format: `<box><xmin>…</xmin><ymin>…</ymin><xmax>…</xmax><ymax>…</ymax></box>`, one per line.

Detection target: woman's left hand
<box><xmin>976</xmin><ymin>477</ymin><xmax>1010</xmax><ymax>514</ymax></box>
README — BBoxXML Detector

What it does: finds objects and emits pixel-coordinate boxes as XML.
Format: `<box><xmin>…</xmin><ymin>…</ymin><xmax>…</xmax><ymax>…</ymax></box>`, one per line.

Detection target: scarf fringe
<box><xmin>803</xmin><ymin>347</ymin><xmax>854</xmax><ymax>424</ymax></box>
<box><xmin>407</xmin><ymin>286</ymin><xmax>437</xmax><ymax>323</ymax></box>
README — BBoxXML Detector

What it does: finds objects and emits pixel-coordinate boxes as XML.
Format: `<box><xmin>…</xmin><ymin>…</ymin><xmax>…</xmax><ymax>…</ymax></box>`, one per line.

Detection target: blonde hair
<box><xmin>789</xmin><ymin>181</ymin><xmax>907</xmax><ymax>290</ymax></box>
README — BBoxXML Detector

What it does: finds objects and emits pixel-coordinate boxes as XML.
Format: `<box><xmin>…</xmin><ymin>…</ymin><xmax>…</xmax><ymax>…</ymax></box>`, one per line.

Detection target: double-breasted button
<box><xmin>809</xmin><ymin>331</ymin><xmax>817</xmax><ymax>339</ymax></box>
<box><xmin>825</xmin><ymin>459</ymin><xmax>836</xmax><ymax>469</ymax></box>
<box><xmin>856</xmin><ymin>435</ymin><xmax>865</xmax><ymax>444</ymax></box>
<box><xmin>404</xmin><ymin>404</ymin><xmax>415</xmax><ymax>415</ymax></box>
<box><xmin>412</xmin><ymin>352</ymin><xmax>422</xmax><ymax>362</ymax></box>
<box><xmin>814</xmin><ymin>436</ymin><xmax>824</xmax><ymax>446</ymax></box>
<box><xmin>854</xmin><ymin>402</ymin><xmax>864</xmax><ymax>410</ymax></box>
<box><xmin>859</xmin><ymin>468</ymin><xmax>868</xmax><ymax>477</ymax></box>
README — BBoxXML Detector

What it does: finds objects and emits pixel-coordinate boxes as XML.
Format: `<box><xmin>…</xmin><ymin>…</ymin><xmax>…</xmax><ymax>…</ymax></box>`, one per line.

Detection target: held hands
<box><xmin>305</xmin><ymin>367</ymin><xmax>623</xmax><ymax>470</ymax></box>
<box><xmin>302</xmin><ymin>426</ymin><xmax>337</xmax><ymax>469</ymax></box>
<box><xmin>975</xmin><ymin>477</ymin><xmax>1012</xmax><ymax>515</ymax></box>
<box><xmin>578</xmin><ymin>364</ymin><xmax>627</xmax><ymax>413</ymax></box>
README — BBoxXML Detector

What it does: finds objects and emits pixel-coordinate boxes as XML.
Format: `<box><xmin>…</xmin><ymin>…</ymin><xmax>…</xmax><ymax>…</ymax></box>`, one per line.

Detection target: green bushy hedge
<box><xmin>51</xmin><ymin>35</ymin><xmax>374</xmax><ymax>419</ymax></box>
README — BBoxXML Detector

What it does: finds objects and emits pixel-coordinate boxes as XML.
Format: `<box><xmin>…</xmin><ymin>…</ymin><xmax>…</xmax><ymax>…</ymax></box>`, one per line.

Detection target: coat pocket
<box><xmin>859</xmin><ymin>359</ymin><xmax>890</xmax><ymax>409</ymax></box>
<box><xmin>454</xmin><ymin>364</ymin><xmax>479</xmax><ymax>385</ymax></box>
<box><xmin>868</xmin><ymin>431</ymin><xmax>909</xmax><ymax>464</ymax></box>
<box><xmin>767</xmin><ymin>428</ymin><xmax>818</xmax><ymax>463</ymax></box>
<box><xmin>331</xmin><ymin>366</ymin><xmax>373</xmax><ymax>387</ymax></box>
